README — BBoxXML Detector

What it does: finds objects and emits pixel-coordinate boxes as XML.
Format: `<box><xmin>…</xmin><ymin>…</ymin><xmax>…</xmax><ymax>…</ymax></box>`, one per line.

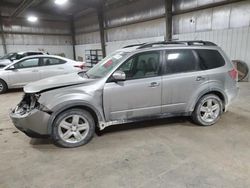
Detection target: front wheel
<box><xmin>52</xmin><ymin>108</ymin><xmax>95</xmax><ymax>148</ymax></box>
<box><xmin>192</xmin><ymin>94</ymin><xmax>223</xmax><ymax>126</ymax></box>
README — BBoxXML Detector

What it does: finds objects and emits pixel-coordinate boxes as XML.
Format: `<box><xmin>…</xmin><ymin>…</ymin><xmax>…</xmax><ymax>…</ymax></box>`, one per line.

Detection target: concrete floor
<box><xmin>0</xmin><ymin>83</ymin><xmax>250</xmax><ymax>188</ymax></box>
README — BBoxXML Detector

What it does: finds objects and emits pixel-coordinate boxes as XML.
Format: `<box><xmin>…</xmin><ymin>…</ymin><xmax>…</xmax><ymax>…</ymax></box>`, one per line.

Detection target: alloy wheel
<box><xmin>199</xmin><ymin>98</ymin><xmax>220</xmax><ymax>123</ymax></box>
<box><xmin>58</xmin><ymin>114</ymin><xmax>90</xmax><ymax>144</ymax></box>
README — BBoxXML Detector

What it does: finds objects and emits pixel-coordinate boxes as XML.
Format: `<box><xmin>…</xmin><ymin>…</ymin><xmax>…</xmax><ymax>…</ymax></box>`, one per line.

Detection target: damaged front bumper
<box><xmin>9</xmin><ymin>93</ymin><xmax>51</xmax><ymax>138</ymax></box>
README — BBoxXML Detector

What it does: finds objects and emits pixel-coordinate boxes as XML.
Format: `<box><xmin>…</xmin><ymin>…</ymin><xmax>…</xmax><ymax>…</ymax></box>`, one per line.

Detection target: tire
<box><xmin>0</xmin><ymin>79</ymin><xmax>8</xmax><ymax>94</ymax></box>
<box><xmin>52</xmin><ymin>108</ymin><xmax>95</xmax><ymax>148</ymax></box>
<box><xmin>192</xmin><ymin>94</ymin><xmax>223</xmax><ymax>126</ymax></box>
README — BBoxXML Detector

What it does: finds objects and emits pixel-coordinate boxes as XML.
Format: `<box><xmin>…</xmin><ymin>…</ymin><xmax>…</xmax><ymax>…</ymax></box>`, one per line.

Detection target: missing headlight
<box><xmin>14</xmin><ymin>93</ymin><xmax>41</xmax><ymax>115</ymax></box>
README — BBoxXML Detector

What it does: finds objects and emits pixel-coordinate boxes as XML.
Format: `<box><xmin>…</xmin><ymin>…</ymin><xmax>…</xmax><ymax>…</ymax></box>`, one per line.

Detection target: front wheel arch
<box><xmin>47</xmin><ymin>103</ymin><xmax>103</xmax><ymax>134</ymax></box>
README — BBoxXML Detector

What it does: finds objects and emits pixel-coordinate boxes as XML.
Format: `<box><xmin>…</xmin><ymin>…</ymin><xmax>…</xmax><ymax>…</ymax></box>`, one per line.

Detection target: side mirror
<box><xmin>10</xmin><ymin>57</ymin><xmax>16</xmax><ymax>61</ymax></box>
<box><xmin>112</xmin><ymin>70</ymin><xmax>126</xmax><ymax>82</ymax></box>
<box><xmin>7</xmin><ymin>65</ymin><xmax>16</xmax><ymax>70</ymax></box>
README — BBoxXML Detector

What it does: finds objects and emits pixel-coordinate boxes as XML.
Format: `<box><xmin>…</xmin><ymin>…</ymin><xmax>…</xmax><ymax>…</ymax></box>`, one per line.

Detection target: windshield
<box><xmin>0</xmin><ymin>53</ymin><xmax>17</xmax><ymax>60</ymax></box>
<box><xmin>86</xmin><ymin>51</ymin><xmax>129</xmax><ymax>78</ymax></box>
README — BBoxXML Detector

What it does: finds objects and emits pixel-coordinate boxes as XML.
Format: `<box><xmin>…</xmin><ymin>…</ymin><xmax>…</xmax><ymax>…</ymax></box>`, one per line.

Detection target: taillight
<box><xmin>228</xmin><ymin>68</ymin><xmax>238</xmax><ymax>81</ymax></box>
<box><xmin>74</xmin><ymin>64</ymin><xmax>85</xmax><ymax>70</ymax></box>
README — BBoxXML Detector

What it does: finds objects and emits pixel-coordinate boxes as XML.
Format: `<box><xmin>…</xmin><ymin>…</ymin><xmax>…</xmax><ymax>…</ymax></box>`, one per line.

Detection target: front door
<box><xmin>103</xmin><ymin>51</ymin><xmax>163</xmax><ymax>121</ymax></box>
<box><xmin>8</xmin><ymin>57</ymin><xmax>41</xmax><ymax>87</ymax></box>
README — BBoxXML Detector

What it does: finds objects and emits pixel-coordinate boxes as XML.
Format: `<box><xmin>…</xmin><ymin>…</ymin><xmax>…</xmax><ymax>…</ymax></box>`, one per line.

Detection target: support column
<box><xmin>165</xmin><ymin>0</ymin><xmax>172</xmax><ymax>41</ymax></box>
<box><xmin>97</xmin><ymin>5</ymin><xmax>106</xmax><ymax>58</ymax></box>
<box><xmin>0</xmin><ymin>14</ymin><xmax>7</xmax><ymax>54</ymax></box>
<box><xmin>70</xmin><ymin>16</ymin><xmax>76</xmax><ymax>60</ymax></box>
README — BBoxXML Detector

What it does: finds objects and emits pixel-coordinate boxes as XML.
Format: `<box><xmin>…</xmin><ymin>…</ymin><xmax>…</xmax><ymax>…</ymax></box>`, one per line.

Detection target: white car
<box><xmin>0</xmin><ymin>55</ymin><xmax>86</xmax><ymax>93</ymax></box>
<box><xmin>0</xmin><ymin>51</ymin><xmax>47</xmax><ymax>67</ymax></box>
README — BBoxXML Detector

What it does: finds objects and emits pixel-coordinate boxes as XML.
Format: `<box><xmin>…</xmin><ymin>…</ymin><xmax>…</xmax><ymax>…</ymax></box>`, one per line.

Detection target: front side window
<box><xmin>118</xmin><ymin>51</ymin><xmax>160</xmax><ymax>80</ymax></box>
<box><xmin>14</xmin><ymin>58</ymin><xmax>39</xmax><ymax>69</ymax></box>
<box><xmin>42</xmin><ymin>57</ymin><xmax>66</xmax><ymax>66</ymax></box>
<box><xmin>87</xmin><ymin>51</ymin><xmax>129</xmax><ymax>79</ymax></box>
<box><xmin>164</xmin><ymin>49</ymin><xmax>198</xmax><ymax>74</ymax></box>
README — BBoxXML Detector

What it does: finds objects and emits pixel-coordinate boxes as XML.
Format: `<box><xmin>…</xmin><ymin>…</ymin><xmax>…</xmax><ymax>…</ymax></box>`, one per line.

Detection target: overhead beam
<box><xmin>10</xmin><ymin>0</ymin><xmax>35</xmax><ymax>18</ymax></box>
<box><xmin>165</xmin><ymin>0</ymin><xmax>172</xmax><ymax>41</ymax></box>
<box><xmin>2</xmin><ymin>31</ymin><xmax>71</xmax><ymax>36</ymax></box>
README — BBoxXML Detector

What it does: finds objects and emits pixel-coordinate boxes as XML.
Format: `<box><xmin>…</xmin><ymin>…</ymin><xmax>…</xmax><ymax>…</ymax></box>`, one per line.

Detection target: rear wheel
<box><xmin>0</xmin><ymin>79</ymin><xmax>7</xmax><ymax>94</ymax></box>
<box><xmin>192</xmin><ymin>94</ymin><xmax>223</xmax><ymax>126</ymax></box>
<box><xmin>52</xmin><ymin>108</ymin><xmax>95</xmax><ymax>148</ymax></box>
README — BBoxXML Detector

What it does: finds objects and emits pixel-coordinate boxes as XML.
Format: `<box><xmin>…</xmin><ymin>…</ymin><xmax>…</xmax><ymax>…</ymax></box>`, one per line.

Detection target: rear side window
<box><xmin>195</xmin><ymin>49</ymin><xmax>225</xmax><ymax>70</ymax></box>
<box><xmin>42</xmin><ymin>57</ymin><xmax>66</xmax><ymax>66</ymax></box>
<box><xmin>27</xmin><ymin>52</ymin><xmax>43</xmax><ymax>56</ymax></box>
<box><xmin>164</xmin><ymin>49</ymin><xmax>198</xmax><ymax>74</ymax></box>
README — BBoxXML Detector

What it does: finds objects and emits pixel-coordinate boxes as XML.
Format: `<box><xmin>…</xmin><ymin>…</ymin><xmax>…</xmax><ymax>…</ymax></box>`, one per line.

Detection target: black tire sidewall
<box><xmin>192</xmin><ymin>94</ymin><xmax>223</xmax><ymax>126</ymax></box>
<box><xmin>52</xmin><ymin>108</ymin><xmax>95</xmax><ymax>148</ymax></box>
<box><xmin>0</xmin><ymin>79</ymin><xmax>7</xmax><ymax>94</ymax></box>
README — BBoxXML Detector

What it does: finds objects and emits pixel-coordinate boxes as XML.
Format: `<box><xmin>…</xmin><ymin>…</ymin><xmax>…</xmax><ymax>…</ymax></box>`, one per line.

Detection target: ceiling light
<box><xmin>27</xmin><ymin>16</ymin><xmax>38</xmax><ymax>23</ymax></box>
<box><xmin>54</xmin><ymin>0</ymin><xmax>68</xmax><ymax>5</ymax></box>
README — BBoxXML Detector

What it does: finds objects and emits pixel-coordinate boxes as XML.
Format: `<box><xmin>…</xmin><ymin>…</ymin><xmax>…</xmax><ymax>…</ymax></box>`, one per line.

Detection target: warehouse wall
<box><xmin>74</xmin><ymin>0</ymin><xmax>166</xmax><ymax>61</ymax></box>
<box><xmin>75</xmin><ymin>0</ymin><xmax>250</xmax><ymax>75</ymax></box>
<box><xmin>172</xmin><ymin>0</ymin><xmax>250</xmax><ymax>69</ymax></box>
<box><xmin>0</xmin><ymin>18</ymin><xmax>73</xmax><ymax>59</ymax></box>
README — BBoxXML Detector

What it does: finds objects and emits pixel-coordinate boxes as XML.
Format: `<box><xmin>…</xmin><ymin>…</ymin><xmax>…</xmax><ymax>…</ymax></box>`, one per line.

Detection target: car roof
<box><xmin>16</xmin><ymin>55</ymin><xmax>71</xmax><ymax>61</ymax></box>
<box><xmin>16</xmin><ymin>51</ymin><xmax>46</xmax><ymax>54</ymax></box>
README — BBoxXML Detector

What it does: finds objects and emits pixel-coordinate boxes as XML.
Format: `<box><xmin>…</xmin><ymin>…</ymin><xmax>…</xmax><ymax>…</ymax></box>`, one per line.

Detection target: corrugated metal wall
<box><xmin>172</xmin><ymin>0</ymin><xmax>250</xmax><ymax>78</ymax></box>
<box><xmin>173</xmin><ymin>1</ymin><xmax>250</xmax><ymax>34</ymax></box>
<box><xmin>173</xmin><ymin>27</ymin><xmax>250</xmax><ymax>70</ymax></box>
<box><xmin>74</xmin><ymin>0</ymin><xmax>166</xmax><ymax>59</ymax></box>
<box><xmin>0</xmin><ymin>19</ymin><xmax>73</xmax><ymax>58</ymax></box>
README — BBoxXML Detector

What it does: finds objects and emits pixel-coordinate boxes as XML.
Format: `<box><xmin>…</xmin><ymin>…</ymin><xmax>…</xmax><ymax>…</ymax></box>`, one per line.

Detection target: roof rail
<box><xmin>137</xmin><ymin>40</ymin><xmax>217</xmax><ymax>49</ymax></box>
<box><xmin>123</xmin><ymin>43</ymin><xmax>146</xmax><ymax>48</ymax></box>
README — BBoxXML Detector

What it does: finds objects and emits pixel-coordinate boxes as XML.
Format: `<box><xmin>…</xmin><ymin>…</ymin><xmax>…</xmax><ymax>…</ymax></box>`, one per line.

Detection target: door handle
<box><xmin>196</xmin><ymin>76</ymin><xmax>205</xmax><ymax>81</ymax></box>
<box><xmin>149</xmin><ymin>82</ymin><xmax>160</xmax><ymax>87</ymax></box>
<box><xmin>32</xmin><ymin>70</ymin><xmax>39</xmax><ymax>72</ymax></box>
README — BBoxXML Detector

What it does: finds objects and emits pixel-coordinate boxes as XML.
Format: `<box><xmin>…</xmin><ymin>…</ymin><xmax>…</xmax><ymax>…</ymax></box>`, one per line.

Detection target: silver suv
<box><xmin>10</xmin><ymin>41</ymin><xmax>239</xmax><ymax>148</ymax></box>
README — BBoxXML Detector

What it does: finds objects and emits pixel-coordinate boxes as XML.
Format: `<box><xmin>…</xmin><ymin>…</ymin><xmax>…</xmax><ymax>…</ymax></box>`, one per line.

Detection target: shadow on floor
<box><xmin>3</xmin><ymin>88</ymin><xmax>23</xmax><ymax>94</ymax></box>
<box><xmin>97</xmin><ymin>116</ymin><xmax>194</xmax><ymax>136</ymax></box>
<box><xmin>29</xmin><ymin>116</ymin><xmax>194</xmax><ymax>147</ymax></box>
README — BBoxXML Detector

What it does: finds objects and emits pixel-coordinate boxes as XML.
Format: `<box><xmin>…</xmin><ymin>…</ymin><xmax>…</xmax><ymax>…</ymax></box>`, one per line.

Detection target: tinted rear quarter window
<box><xmin>195</xmin><ymin>49</ymin><xmax>225</xmax><ymax>70</ymax></box>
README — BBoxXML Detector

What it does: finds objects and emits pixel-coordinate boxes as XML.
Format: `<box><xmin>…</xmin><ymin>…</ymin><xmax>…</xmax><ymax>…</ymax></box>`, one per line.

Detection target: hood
<box><xmin>0</xmin><ymin>59</ymin><xmax>11</xmax><ymax>66</ymax></box>
<box><xmin>24</xmin><ymin>73</ymin><xmax>93</xmax><ymax>93</ymax></box>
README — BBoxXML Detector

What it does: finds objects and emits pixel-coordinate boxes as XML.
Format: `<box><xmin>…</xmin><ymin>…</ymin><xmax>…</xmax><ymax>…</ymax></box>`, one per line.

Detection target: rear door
<box><xmin>8</xmin><ymin>57</ymin><xmax>41</xmax><ymax>87</ymax></box>
<box><xmin>161</xmin><ymin>49</ymin><xmax>209</xmax><ymax>113</ymax></box>
<box><xmin>39</xmin><ymin>57</ymin><xmax>67</xmax><ymax>79</ymax></box>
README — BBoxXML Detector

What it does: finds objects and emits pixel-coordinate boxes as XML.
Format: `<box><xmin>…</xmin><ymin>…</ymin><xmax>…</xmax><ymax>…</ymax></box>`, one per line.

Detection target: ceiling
<box><xmin>0</xmin><ymin>0</ymin><xmax>126</xmax><ymax>21</ymax></box>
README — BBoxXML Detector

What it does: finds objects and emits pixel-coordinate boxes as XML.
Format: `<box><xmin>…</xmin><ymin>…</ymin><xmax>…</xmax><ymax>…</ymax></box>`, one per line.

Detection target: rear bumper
<box><xmin>225</xmin><ymin>86</ymin><xmax>239</xmax><ymax>110</ymax></box>
<box><xmin>9</xmin><ymin>108</ymin><xmax>50</xmax><ymax>137</ymax></box>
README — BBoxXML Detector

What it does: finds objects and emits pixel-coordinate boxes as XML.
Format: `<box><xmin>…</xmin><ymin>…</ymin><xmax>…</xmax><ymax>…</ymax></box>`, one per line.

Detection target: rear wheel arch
<box><xmin>192</xmin><ymin>90</ymin><xmax>227</xmax><ymax>112</ymax></box>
